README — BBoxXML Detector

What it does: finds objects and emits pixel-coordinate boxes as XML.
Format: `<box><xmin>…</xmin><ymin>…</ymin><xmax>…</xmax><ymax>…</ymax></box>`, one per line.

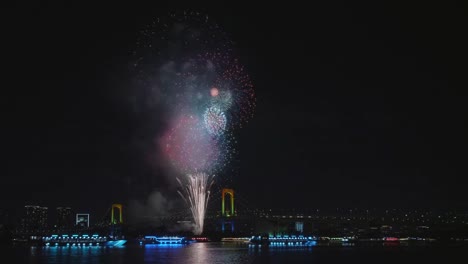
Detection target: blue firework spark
<box><xmin>203</xmin><ymin>106</ymin><xmax>227</xmax><ymax>136</ymax></box>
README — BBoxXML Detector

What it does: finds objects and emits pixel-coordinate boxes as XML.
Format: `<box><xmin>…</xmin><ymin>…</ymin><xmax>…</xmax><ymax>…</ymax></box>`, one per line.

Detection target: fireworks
<box><xmin>204</xmin><ymin>106</ymin><xmax>227</xmax><ymax>136</ymax></box>
<box><xmin>177</xmin><ymin>173</ymin><xmax>214</xmax><ymax>235</ymax></box>
<box><xmin>210</xmin><ymin>87</ymin><xmax>219</xmax><ymax>97</ymax></box>
<box><xmin>210</xmin><ymin>89</ymin><xmax>232</xmax><ymax>112</ymax></box>
<box><xmin>167</xmin><ymin>52</ymin><xmax>255</xmax><ymax>128</ymax></box>
<box><xmin>132</xmin><ymin>12</ymin><xmax>255</xmax><ymax>129</ymax></box>
<box><xmin>161</xmin><ymin>115</ymin><xmax>220</xmax><ymax>173</ymax></box>
<box><xmin>133</xmin><ymin>11</ymin><xmax>255</xmax><ymax>235</ymax></box>
<box><xmin>132</xmin><ymin>10</ymin><xmax>232</xmax><ymax>83</ymax></box>
<box><xmin>197</xmin><ymin>52</ymin><xmax>256</xmax><ymax>128</ymax></box>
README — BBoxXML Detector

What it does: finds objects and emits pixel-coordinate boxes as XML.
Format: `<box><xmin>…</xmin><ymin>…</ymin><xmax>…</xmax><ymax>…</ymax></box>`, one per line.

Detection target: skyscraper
<box><xmin>23</xmin><ymin>205</ymin><xmax>48</xmax><ymax>231</ymax></box>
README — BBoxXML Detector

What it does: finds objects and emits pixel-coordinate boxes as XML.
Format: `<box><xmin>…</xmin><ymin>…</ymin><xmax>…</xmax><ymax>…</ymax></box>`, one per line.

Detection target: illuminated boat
<box><xmin>105</xmin><ymin>239</ymin><xmax>127</xmax><ymax>247</ymax></box>
<box><xmin>41</xmin><ymin>234</ymin><xmax>121</xmax><ymax>246</ymax></box>
<box><xmin>221</xmin><ymin>237</ymin><xmax>250</xmax><ymax>243</ymax></box>
<box><xmin>191</xmin><ymin>236</ymin><xmax>210</xmax><ymax>242</ymax></box>
<box><xmin>139</xmin><ymin>236</ymin><xmax>194</xmax><ymax>245</ymax></box>
<box><xmin>383</xmin><ymin>237</ymin><xmax>400</xmax><ymax>243</ymax></box>
<box><xmin>250</xmin><ymin>235</ymin><xmax>318</xmax><ymax>247</ymax></box>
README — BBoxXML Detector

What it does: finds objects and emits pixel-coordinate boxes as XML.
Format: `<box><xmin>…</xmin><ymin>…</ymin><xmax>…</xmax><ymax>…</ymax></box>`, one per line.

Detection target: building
<box><xmin>76</xmin><ymin>214</ymin><xmax>90</xmax><ymax>228</ymax></box>
<box><xmin>295</xmin><ymin>221</ymin><xmax>304</xmax><ymax>233</ymax></box>
<box><xmin>56</xmin><ymin>207</ymin><xmax>72</xmax><ymax>229</ymax></box>
<box><xmin>23</xmin><ymin>205</ymin><xmax>48</xmax><ymax>231</ymax></box>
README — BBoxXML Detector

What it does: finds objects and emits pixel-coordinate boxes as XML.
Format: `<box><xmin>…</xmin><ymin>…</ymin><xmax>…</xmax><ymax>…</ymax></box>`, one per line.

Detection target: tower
<box><xmin>111</xmin><ymin>204</ymin><xmax>123</xmax><ymax>224</ymax></box>
<box><xmin>221</xmin><ymin>188</ymin><xmax>235</xmax><ymax>217</ymax></box>
<box><xmin>221</xmin><ymin>188</ymin><xmax>235</xmax><ymax>233</ymax></box>
<box><xmin>56</xmin><ymin>207</ymin><xmax>72</xmax><ymax>229</ymax></box>
<box><xmin>23</xmin><ymin>205</ymin><xmax>48</xmax><ymax>231</ymax></box>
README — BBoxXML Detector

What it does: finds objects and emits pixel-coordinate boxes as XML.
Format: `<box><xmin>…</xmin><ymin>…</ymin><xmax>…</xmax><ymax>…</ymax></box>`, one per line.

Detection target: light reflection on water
<box><xmin>143</xmin><ymin>242</ymin><xmax>253</xmax><ymax>264</ymax></box>
<box><xmin>29</xmin><ymin>245</ymin><xmax>107</xmax><ymax>264</ymax></box>
<box><xmin>8</xmin><ymin>242</ymin><xmax>468</xmax><ymax>264</ymax></box>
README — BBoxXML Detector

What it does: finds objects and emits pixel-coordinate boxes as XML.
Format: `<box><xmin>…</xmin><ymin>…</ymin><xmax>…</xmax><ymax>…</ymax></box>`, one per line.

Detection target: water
<box><xmin>5</xmin><ymin>242</ymin><xmax>466</xmax><ymax>264</ymax></box>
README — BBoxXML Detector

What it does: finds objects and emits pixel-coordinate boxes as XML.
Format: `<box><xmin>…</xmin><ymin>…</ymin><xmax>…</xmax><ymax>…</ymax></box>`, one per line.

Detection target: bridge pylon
<box><xmin>220</xmin><ymin>188</ymin><xmax>235</xmax><ymax>233</ymax></box>
<box><xmin>111</xmin><ymin>204</ymin><xmax>123</xmax><ymax>225</ymax></box>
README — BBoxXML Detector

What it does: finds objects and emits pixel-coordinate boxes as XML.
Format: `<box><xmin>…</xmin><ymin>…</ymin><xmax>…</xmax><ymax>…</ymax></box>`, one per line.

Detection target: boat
<box><xmin>139</xmin><ymin>235</ymin><xmax>194</xmax><ymax>245</ymax></box>
<box><xmin>249</xmin><ymin>235</ymin><xmax>318</xmax><ymax>247</ymax></box>
<box><xmin>221</xmin><ymin>237</ymin><xmax>251</xmax><ymax>243</ymax></box>
<box><xmin>41</xmin><ymin>234</ymin><xmax>117</xmax><ymax>246</ymax></box>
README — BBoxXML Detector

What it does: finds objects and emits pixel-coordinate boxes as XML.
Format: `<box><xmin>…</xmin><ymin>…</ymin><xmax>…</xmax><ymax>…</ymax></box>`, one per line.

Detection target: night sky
<box><xmin>3</xmin><ymin>3</ymin><xmax>467</xmax><ymax>220</ymax></box>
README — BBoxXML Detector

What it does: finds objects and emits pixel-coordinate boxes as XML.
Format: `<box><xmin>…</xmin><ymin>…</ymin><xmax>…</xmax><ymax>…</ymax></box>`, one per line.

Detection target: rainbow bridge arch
<box><xmin>221</xmin><ymin>188</ymin><xmax>235</xmax><ymax>217</ymax></box>
<box><xmin>111</xmin><ymin>204</ymin><xmax>123</xmax><ymax>224</ymax></box>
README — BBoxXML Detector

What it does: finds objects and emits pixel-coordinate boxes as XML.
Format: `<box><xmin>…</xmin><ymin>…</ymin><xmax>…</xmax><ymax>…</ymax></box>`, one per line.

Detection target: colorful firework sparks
<box><xmin>161</xmin><ymin>114</ymin><xmax>220</xmax><ymax>173</ymax></box>
<box><xmin>165</xmin><ymin>52</ymin><xmax>255</xmax><ymax>128</ymax></box>
<box><xmin>210</xmin><ymin>87</ymin><xmax>219</xmax><ymax>97</ymax></box>
<box><xmin>200</xmin><ymin>52</ymin><xmax>256</xmax><ymax>128</ymax></box>
<box><xmin>132</xmin><ymin>10</ymin><xmax>232</xmax><ymax>81</ymax></box>
<box><xmin>134</xmin><ymin>11</ymin><xmax>255</xmax><ymax>235</ymax></box>
<box><xmin>177</xmin><ymin>172</ymin><xmax>214</xmax><ymax>235</ymax></box>
<box><xmin>204</xmin><ymin>106</ymin><xmax>227</xmax><ymax>136</ymax></box>
<box><xmin>210</xmin><ymin>88</ymin><xmax>233</xmax><ymax>112</ymax></box>
<box><xmin>131</xmin><ymin>12</ymin><xmax>255</xmax><ymax>129</ymax></box>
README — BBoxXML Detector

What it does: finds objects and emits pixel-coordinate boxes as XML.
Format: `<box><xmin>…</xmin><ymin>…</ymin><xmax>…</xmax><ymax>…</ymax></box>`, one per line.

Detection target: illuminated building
<box><xmin>76</xmin><ymin>213</ymin><xmax>90</xmax><ymax>228</ymax></box>
<box><xmin>56</xmin><ymin>207</ymin><xmax>72</xmax><ymax>229</ymax></box>
<box><xmin>295</xmin><ymin>222</ymin><xmax>304</xmax><ymax>233</ymax></box>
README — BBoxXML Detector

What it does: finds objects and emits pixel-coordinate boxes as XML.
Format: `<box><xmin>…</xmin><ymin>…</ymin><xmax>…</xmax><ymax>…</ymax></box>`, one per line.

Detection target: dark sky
<box><xmin>3</xmin><ymin>2</ymin><xmax>467</xmax><ymax>219</ymax></box>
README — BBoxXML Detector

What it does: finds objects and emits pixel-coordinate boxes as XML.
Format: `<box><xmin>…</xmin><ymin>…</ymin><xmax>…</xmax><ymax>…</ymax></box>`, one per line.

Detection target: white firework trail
<box><xmin>177</xmin><ymin>172</ymin><xmax>215</xmax><ymax>235</ymax></box>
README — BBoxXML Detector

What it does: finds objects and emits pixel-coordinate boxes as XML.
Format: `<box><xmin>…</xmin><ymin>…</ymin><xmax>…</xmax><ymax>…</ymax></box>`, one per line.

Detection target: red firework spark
<box><xmin>161</xmin><ymin>114</ymin><xmax>220</xmax><ymax>173</ymax></box>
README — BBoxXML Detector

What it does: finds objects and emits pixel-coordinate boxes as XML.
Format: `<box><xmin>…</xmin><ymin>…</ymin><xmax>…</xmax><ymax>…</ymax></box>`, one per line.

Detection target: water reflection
<box><xmin>26</xmin><ymin>245</ymin><xmax>108</xmax><ymax>264</ymax></box>
<box><xmin>10</xmin><ymin>242</ymin><xmax>463</xmax><ymax>264</ymax></box>
<box><xmin>143</xmin><ymin>243</ymin><xmax>185</xmax><ymax>263</ymax></box>
<box><xmin>143</xmin><ymin>242</ymin><xmax>251</xmax><ymax>263</ymax></box>
<box><xmin>189</xmin><ymin>243</ymin><xmax>209</xmax><ymax>263</ymax></box>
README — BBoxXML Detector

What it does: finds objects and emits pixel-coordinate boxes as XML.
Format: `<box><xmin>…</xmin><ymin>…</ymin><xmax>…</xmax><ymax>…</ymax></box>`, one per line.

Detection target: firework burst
<box><xmin>161</xmin><ymin>114</ymin><xmax>220</xmax><ymax>173</ymax></box>
<box><xmin>161</xmin><ymin>52</ymin><xmax>256</xmax><ymax>128</ymax></box>
<box><xmin>204</xmin><ymin>106</ymin><xmax>227</xmax><ymax>136</ymax></box>
<box><xmin>188</xmin><ymin>52</ymin><xmax>256</xmax><ymax>128</ymax></box>
<box><xmin>177</xmin><ymin>172</ymin><xmax>214</xmax><ymax>235</ymax></box>
<box><xmin>133</xmin><ymin>11</ymin><xmax>255</xmax><ymax>235</ymax></box>
<box><xmin>131</xmin><ymin>12</ymin><xmax>255</xmax><ymax>129</ymax></box>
